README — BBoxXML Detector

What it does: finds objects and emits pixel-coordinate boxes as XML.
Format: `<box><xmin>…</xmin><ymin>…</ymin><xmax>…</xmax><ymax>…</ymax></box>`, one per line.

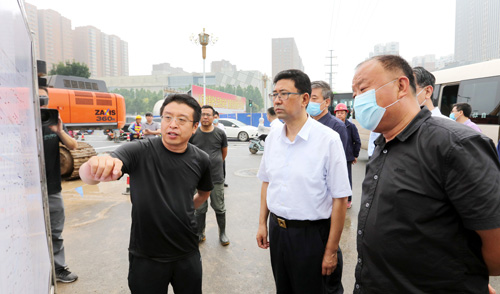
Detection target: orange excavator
<box><xmin>38</xmin><ymin>60</ymin><xmax>126</xmax><ymax>179</ymax></box>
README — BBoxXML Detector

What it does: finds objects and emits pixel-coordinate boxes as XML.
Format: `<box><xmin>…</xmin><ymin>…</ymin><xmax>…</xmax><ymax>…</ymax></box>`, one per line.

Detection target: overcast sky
<box><xmin>31</xmin><ymin>0</ymin><xmax>455</xmax><ymax>92</ymax></box>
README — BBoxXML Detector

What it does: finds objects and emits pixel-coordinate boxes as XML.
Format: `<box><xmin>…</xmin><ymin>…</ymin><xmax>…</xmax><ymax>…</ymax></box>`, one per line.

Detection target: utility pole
<box><xmin>325</xmin><ymin>50</ymin><xmax>337</xmax><ymax>89</ymax></box>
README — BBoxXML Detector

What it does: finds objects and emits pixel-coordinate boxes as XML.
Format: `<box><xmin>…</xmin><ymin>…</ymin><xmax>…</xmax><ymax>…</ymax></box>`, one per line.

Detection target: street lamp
<box><xmin>190</xmin><ymin>28</ymin><xmax>217</xmax><ymax>105</ymax></box>
<box><xmin>262</xmin><ymin>74</ymin><xmax>269</xmax><ymax>110</ymax></box>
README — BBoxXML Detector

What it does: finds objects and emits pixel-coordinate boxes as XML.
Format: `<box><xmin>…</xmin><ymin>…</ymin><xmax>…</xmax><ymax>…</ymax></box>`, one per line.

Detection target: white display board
<box><xmin>0</xmin><ymin>1</ymin><xmax>52</xmax><ymax>293</ymax></box>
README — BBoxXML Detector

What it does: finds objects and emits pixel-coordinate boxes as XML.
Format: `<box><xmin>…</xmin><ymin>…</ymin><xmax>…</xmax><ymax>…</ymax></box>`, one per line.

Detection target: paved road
<box><xmin>56</xmin><ymin>139</ymin><xmax>499</xmax><ymax>293</ymax></box>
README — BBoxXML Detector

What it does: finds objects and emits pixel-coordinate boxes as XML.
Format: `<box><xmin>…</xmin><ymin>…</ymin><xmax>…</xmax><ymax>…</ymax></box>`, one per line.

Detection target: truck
<box><xmin>38</xmin><ymin>60</ymin><xmax>127</xmax><ymax>179</ymax></box>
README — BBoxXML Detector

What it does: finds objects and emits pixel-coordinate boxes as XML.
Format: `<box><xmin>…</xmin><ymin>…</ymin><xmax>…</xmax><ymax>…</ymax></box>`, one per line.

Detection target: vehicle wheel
<box><xmin>238</xmin><ymin>131</ymin><xmax>249</xmax><ymax>142</ymax></box>
<box><xmin>59</xmin><ymin>146</ymin><xmax>74</xmax><ymax>178</ymax></box>
<box><xmin>249</xmin><ymin>147</ymin><xmax>258</xmax><ymax>154</ymax></box>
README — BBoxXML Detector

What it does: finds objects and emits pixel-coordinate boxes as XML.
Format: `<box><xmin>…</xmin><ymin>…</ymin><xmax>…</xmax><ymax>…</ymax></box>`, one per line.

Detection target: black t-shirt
<box><xmin>355</xmin><ymin>109</ymin><xmax>500</xmax><ymax>293</ymax></box>
<box><xmin>112</xmin><ymin>137</ymin><xmax>213</xmax><ymax>262</ymax></box>
<box><xmin>190</xmin><ymin>127</ymin><xmax>228</xmax><ymax>184</ymax></box>
<box><xmin>42</xmin><ymin>125</ymin><xmax>64</xmax><ymax>194</ymax></box>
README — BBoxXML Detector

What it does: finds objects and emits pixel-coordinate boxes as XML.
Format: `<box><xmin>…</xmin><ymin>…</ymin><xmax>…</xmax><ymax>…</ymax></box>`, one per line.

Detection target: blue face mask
<box><xmin>353</xmin><ymin>79</ymin><xmax>399</xmax><ymax>131</ymax></box>
<box><xmin>213</xmin><ymin>119</ymin><xmax>219</xmax><ymax>124</ymax></box>
<box><xmin>449</xmin><ymin>113</ymin><xmax>458</xmax><ymax>121</ymax></box>
<box><xmin>306</xmin><ymin>101</ymin><xmax>325</xmax><ymax>117</ymax></box>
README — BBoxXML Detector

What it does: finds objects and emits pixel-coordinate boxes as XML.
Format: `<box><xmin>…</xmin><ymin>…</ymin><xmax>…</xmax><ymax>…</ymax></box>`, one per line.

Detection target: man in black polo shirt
<box><xmin>79</xmin><ymin>94</ymin><xmax>213</xmax><ymax>294</ymax></box>
<box><xmin>190</xmin><ymin>105</ymin><xmax>229</xmax><ymax>246</ymax></box>
<box><xmin>351</xmin><ymin>55</ymin><xmax>500</xmax><ymax>293</ymax></box>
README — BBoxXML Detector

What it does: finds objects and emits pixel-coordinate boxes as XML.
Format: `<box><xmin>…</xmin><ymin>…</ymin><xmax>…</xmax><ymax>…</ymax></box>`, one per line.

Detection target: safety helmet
<box><xmin>136</xmin><ymin>115</ymin><xmax>142</xmax><ymax>119</ymax></box>
<box><xmin>334</xmin><ymin>103</ymin><xmax>348</xmax><ymax>113</ymax></box>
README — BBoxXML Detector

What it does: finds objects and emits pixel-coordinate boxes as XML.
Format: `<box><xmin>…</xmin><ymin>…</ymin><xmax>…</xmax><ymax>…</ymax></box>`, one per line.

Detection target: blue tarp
<box><xmin>220</xmin><ymin>113</ymin><xmax>270</xmax><ymax>127</ymax></box>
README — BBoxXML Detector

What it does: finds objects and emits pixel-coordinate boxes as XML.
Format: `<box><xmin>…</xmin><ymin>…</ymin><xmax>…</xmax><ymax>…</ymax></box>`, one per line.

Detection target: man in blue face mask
<box><xmin>351</xmin><ymin>55</ymin><xmax>500</xmax><ymax>294</ymax></box>
<box><xmin>308</xmin><ymin>81</ymin><xmax>348</xmax><ymax>151</ymax></box>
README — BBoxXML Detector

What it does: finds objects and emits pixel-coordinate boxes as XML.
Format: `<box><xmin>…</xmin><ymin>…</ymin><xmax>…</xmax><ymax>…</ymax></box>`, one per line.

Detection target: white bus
<box><xmin>432</xmin><ymin>59</ymin><xmax>500</xmax><ymax>144</ymax></box>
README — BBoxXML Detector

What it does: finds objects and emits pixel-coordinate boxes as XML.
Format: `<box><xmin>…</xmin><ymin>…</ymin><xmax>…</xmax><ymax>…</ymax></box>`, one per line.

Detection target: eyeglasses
<box><xmin>269</xmin><ymin>92</ymin><xmax>302</xmax><ymax>101</ymax></box>
<box><xmin>160</xmin><ymin>115</ymin><xmax>193</xmax><ymax>126</ymax></box>
<box><xmin>201</xmin><ymin>113</ymin><xmax>213</xmax><ymax>117</ymax></box>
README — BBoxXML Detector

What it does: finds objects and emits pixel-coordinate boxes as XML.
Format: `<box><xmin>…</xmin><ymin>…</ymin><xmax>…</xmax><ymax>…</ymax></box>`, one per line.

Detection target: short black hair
<box><xmin>267</xmin><ymin>107</ymin><xmax>276</xmax><ymax>116</ymax></box>
<box><xmin>413</xmin><ymin>66</ymin><xmax>435</xmax><ymax>89</ymax></box>
<box><xmin>145</xmin><ymin>112</ymin><xmax>153</xmax><ymax>117</ymax></box>
<box><xmin>160</xmin><ymin>94</ymin><xmax>201</xmax><ymax>123</ymax></box>
<box><xmin>214</xmin><ymin>110</ymin><xmax>219</xmax><ymax>116</ymax></box>
<box><xmin>359</xmin><ymin>55</ymin><xmax>416</xmax><ymax>94</ymax></box>
<box><xmin>273</xmin><ymin>69</ymin><xmax>311</xmax><ymax>96</ymax></box>
<box><xmin>201</xmin><ymin>105</ymin><xmax>215</xmax><ymax>115</ymax></box>
<box><xmin>453</xmin><ymin>102</ymin><xmax>472</xmax><ymax>118</ymax></box>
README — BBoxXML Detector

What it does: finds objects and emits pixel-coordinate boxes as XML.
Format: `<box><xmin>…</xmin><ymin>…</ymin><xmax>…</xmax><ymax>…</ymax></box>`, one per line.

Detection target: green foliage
<box><xmin>49</xmin><ymin>60</ymin><xmax>91</xmax><ymax>78</ymax></box>
<box><xmin>110</xmin><ymin>88</ymin><xmax>164</xmax><ymax>115</ymax></box>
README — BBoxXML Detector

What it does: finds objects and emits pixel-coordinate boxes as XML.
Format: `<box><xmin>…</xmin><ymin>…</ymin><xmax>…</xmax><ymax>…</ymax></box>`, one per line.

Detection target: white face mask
<box><xmin>416</xmin><ymin>88</ymin><xmax>426</xmax><ymax>106</ymax></box>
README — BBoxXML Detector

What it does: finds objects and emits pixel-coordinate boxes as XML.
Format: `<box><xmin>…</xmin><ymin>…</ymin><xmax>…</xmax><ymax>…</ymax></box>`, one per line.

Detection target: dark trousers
<box><xmin>128</xmin><ymin>251</ymin><xmax>202</xmax><ymax>294</ymax></box>
<box><xmin>347</xmin><ymin>161</ymin><xmax>353</xmax><ymax>202</ymax></box>
<box><xmin>269</xmin><ymin>214</ymin><xmax>343</xmax><ymax>294</ymax></box>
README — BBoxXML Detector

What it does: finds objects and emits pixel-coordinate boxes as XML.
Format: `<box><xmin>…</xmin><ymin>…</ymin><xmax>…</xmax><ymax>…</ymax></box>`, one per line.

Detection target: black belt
<box><xmin>270</xmin><ymin>213</ymin><xmax>329</xmax><ymax>229</ymax></box>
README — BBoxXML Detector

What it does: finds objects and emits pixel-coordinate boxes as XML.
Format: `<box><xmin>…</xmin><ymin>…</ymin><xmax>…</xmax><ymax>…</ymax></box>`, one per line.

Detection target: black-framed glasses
<box><xmin>160</xmin><ymin>115</ymin><xmax>193</xmax><ymax>126</ymax></box>
<box><xmin>269</xmin><ymin>92</ymin><xmax>302</xmax><ymax>101</ymax></box>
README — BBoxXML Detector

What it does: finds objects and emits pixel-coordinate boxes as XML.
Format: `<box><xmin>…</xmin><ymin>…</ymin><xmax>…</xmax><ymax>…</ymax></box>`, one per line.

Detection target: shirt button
<box><xmin>356</xmin><ymin>284</ymin><xmax>360</xmax><ymax>289</ymax></box>
<box><xmin>358</xmin><ymin>230</ymin><xmax>362</xmax><ymax>235</ymax></box>
<box><xmin>358</xmin><ymin>258</ymin><xmax>362</xmax><ymax>263</ymax></box>
<box><xmin>373</xmin><ymin>175</ymin><xmax>378</xmax><ymax>180</ymax></box>
<box><xmin>365</xmin><ymin>203</ymin><xmax>370</xmax><ymax>208</ymax></box>
<box><xmin>383</xmin><ymin>149</ymin><xmax>388</xmax><ymax>154</ymax></box>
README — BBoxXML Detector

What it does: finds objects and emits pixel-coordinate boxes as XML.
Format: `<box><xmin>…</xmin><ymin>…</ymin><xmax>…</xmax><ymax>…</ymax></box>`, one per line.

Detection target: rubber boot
<box><xmin>216</xmin><ymin>213</ymin><xmax>230</xmax><ymax>246</ymax></box>
<box><xmin>196</xmin><ymin>213</ymin><xmax>206</xmax><ymax>243</ymax></box>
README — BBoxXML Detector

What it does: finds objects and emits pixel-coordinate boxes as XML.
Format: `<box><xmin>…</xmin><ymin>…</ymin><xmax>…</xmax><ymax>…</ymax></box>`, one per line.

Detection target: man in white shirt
<box><xmin>213</xmin><ymin>111</ymin><xmax>225</xmax><ymax>132</ymax></box>
<box><xmin>256</xmin><ymin>69</ymin><xmax>351</xmax><ymax>294</ymax></box>
<box><xmin>266</xmin><ymin>106</ymin><xmax>283</xmax><ymax>132</ymax></box>
<box><xmin>413</xmin><ymin>67</ymin><xmax>450</xmax><ymax>119</ymax></box>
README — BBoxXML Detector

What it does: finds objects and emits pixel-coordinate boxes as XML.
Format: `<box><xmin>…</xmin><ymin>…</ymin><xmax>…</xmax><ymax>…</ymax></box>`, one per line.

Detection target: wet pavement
<box><xmin>56</xmin><ymin>141</ymin><xmax>499</xmax><ymax>293</ymax></box>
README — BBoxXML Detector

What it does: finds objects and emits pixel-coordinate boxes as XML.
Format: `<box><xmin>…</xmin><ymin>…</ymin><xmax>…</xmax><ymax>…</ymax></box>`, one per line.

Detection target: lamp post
<box><xmin>262</xmin><ymin>74</ymin><xmax>268</xmax><ymax>110</ymax></box>
<box><xmin>191</xmin><ymin>28</ymin><xmax>217</xmax><ymax>105</ymax></box>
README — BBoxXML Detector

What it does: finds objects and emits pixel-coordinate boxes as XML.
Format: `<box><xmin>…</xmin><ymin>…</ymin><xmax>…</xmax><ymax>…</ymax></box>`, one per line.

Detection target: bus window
<box><xmin>440</xmin><ymin>85</ymin><xmax>458</xmax><ymax>116</ymax></box>
<box><xmin>330</xmin><ymin>93</ymin><xmax>354</xmax><ymax>117</ymax></box>
<box><xmin>432</xmin><ymin>84</ymin><xmax>440</xmax><ymax>107</ymax></box>
<box><xmin>457</xmin><ymin>76</ymin><xmax>500</xmax><ymax>125</ymax></box>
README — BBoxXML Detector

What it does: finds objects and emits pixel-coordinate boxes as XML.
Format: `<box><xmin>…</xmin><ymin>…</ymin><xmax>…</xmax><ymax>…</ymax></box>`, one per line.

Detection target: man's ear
<box><xmin>192</xmin><ymin>122</ymin><xmax>199</xmax><ymax>133</ymax></box>
<box><xmin>397</xmin><ymin>76</ymin><xmax>411</xmax><ymax>99</ymax></box>
<box><xmin>425</xmin><ymin>85</ymin><xmax>433</xmax><ymax>99</ymax></box>
<box><xmin>302</xmin><ymin>93</ymin><xmax>310</xmax><ymax>107</ymax></box>
<box><xmin>325</xmin><ymin>98</ymin><xmax>331</xmax><ymax>106</ymax></box>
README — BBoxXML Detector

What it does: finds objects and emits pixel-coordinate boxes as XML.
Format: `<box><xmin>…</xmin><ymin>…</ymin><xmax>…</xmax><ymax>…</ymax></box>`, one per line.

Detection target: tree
<box><xmin>49</xmin><ymin>61</ymin><xmax>91</xmax><ymax>78</ymax></box>
<box><xmin>111</xmin><ymin>88</ymin><xmax>164</xmax><ymax>115</ymax></box>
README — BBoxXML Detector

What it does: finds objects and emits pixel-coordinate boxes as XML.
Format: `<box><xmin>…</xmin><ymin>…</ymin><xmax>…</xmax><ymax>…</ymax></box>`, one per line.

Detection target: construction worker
<box><xmin>128</xmin><ymin>115</ymin><xmax>143</xmax><ymax>141</ymax></box>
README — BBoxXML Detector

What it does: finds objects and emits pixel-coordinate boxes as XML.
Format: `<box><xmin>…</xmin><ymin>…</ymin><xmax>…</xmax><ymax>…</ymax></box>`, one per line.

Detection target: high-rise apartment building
<box><xmin>37</xmin><ymin>9</ymin><xmax>73</xmax><ymax>68</ymax></box>
<box><xmin>24</xmin><ymin>3</ymin><xmax>40</xmax><ymax>59</ymax></box>
<box><xmin>455</xmin><ymin>0</ymin><xmax>500</xmax><ymax>64</ymax></box>
<box><xmin>73</xmin><ymin>26</ymin><xmax>101</xmax><ymax>77</ymax></box>
<box><xmin>25</xmin><ymin>2</ymin><xmax>128</xmax><ymax>77</ymax></box>
<box><xmin>272</xmin><ymin>38</ymin><xmax>304</xmax><ymax>79</ymax></box>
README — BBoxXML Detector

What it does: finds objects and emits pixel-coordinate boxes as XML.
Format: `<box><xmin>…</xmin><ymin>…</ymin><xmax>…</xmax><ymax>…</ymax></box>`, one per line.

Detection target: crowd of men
<box><xmin>44</xmin><ymin>54</ymin><xmax>498</xmax><ymax>294</ymax></box>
